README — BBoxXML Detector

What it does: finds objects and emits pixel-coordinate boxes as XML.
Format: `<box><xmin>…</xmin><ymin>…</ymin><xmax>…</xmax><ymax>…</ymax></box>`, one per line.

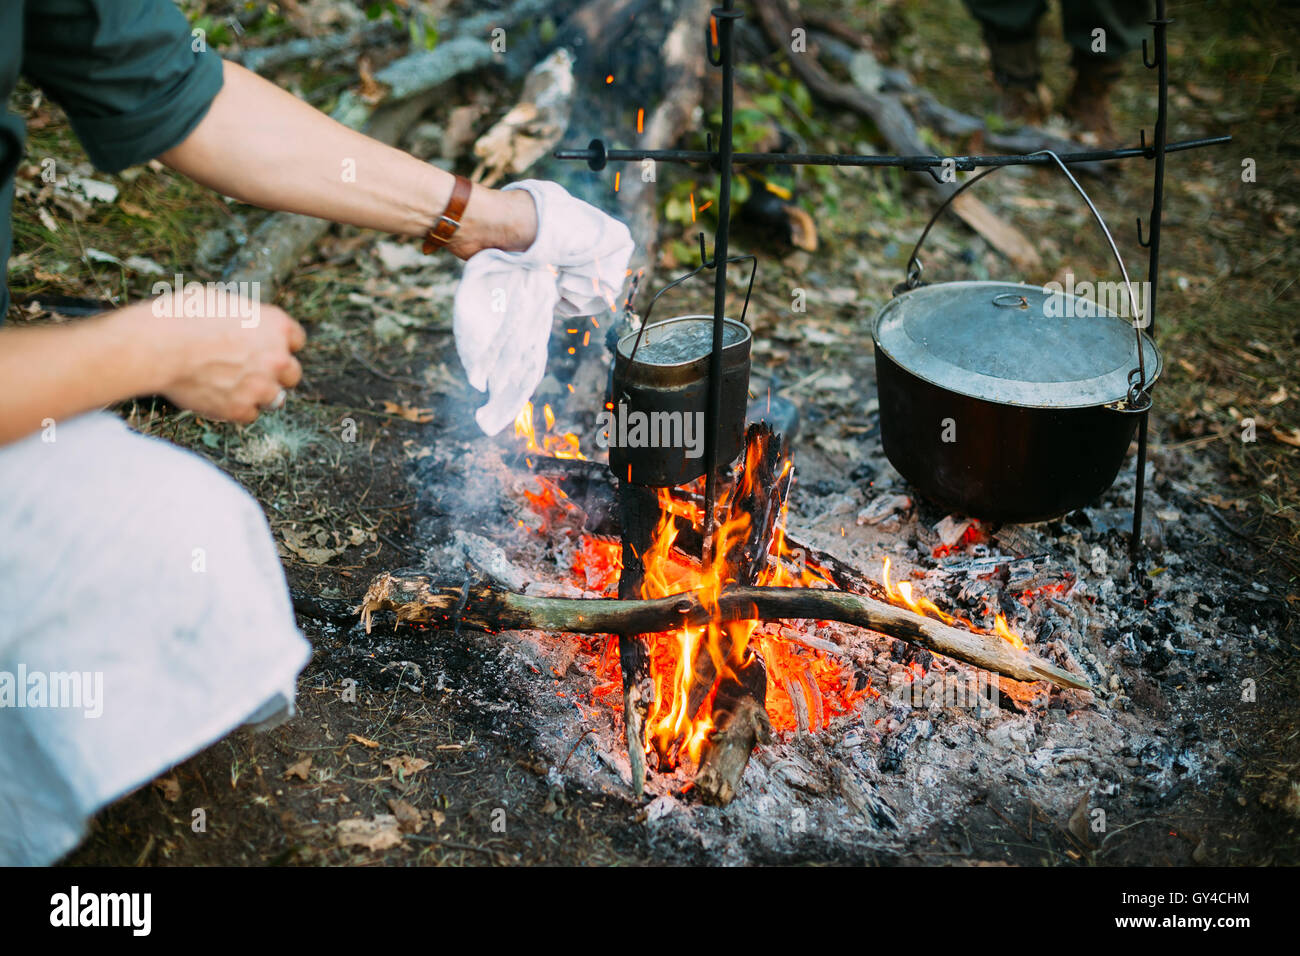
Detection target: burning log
<box><xmin>686</xmin><ymin>426</ymin><xmax>788</xmax><ymax>804</ymax></box>
<box><xmin>694</xmin><ymin>650</ymin><xmax>771</xmax><ymax>806</ymax></box>
<box><xmin>681</xmin><ymin>426</ymin><xmax>787</xmax><ymax>724</ymax></box>
<box><xmin>615</xmin><ymin>481</ymin><xmax>659</xmax><ymax>798</ymax></box>
<box><xmin>358</xmin><ymin>574</ymin><xmax>1093</xmax><ymax>692</ymax></box>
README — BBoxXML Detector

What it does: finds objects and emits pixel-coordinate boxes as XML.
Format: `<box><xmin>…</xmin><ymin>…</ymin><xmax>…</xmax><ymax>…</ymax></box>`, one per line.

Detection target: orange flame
<box><xmin>514</xmin><ymin>401</ymin><xmax>586</xmax><ymax>460</ymax></box>
<box><xmin>881</xmin><ymin>557</ymin><xmax>1027</xmax><ymax>651</ymax></box>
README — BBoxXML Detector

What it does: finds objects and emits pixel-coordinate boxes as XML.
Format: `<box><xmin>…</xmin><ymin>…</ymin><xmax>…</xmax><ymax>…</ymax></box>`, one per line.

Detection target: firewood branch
<box><xmin>359</xmin><ymin>572</ymin><xmax>1092</xmax><ymax>692</ymax></box>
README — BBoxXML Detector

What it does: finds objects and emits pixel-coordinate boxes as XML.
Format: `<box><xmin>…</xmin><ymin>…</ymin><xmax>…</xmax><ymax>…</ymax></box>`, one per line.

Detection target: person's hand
<box><xmin>445</xmin><ymin>187</ymin><xmax>538</xmax><ymax>261</ymax></box>
<box><xmin>122</xmin><ymin>294</ymin><xmax>306</xmax><ymax>424</ymax></box>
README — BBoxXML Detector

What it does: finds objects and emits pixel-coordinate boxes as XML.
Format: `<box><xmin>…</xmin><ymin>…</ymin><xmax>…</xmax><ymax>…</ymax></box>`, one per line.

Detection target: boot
<box><xmin>1066</xmin><ymin>51</ymin><xmax>1124</xmax><ymax>145</ymax></box>
<box><xmin>983</xmin><ymin>28</ymin><xmax>1052</xmax><ymax>127</ymax></box>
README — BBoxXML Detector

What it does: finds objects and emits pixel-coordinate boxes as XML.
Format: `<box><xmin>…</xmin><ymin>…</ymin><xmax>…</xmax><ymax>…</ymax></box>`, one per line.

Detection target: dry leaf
<box><xmin>387</xmin><ymin>798</ymin><xmax>425</xmax><ymax>834</ymax></box>
<box><xmin>1269</xmin><ymin>425</ymin><xmax>1300</xmax><ymax>448</ymax></box>
<box><xmin>383</xmin><ymin>755</ymin><xmax>431</xmax><ymax>779</ymax></box>
<box><xmin>284</xmin><ymin>755</ymin><xmax>313</xmax><ymax>781</ymax></box>
<box><xmin>1201</xmin><ymin>493</ymin><xmax>1249</xmax><ymax>512</ymax></box>
<box><xmin>152</xmin><ymin>775</ymin><xmax>181</xmax><ymax>802</ymax></box>
<box><xmin>429</xmin><ymin>809</ymin><xmax>446</xmax><ymax>830</ymax></box>
<box><xmin>381</xmin><ymin>400</ymin><xmax>434</xmax><ymax>424</ymax></box>
<box><xmin>347</xmin><ymin>733</ymin><xmax>381</xmax><ymax>749</ymax></box>
<box><xmin>280</xmin><ymin>526</ymin><xmax>346</xmax><ymax>565</ymax></box>
<box><xmin>356</xmin><ymin>56</ymin><xmax>386</xmax><ymax>105</ymax></box>
<box><xmin>337</xmin><ymin>815</ymin><xmax>403</xmax><ymax>851</ymax></box>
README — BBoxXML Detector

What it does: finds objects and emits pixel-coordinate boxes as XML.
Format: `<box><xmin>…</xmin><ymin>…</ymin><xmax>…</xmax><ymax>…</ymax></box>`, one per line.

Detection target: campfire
<box><xmin>356</xmin><ymin>0</ymin><xmax>1227</xmax><ymax>817</ymax></box>
<box><xmin>362</xmin><ymin>404</ymin><xmax>1086</xmax><ymax>805</ymax></box>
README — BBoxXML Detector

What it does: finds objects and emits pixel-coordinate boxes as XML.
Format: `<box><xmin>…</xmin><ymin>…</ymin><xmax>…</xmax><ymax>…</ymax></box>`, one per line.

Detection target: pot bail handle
<box><xmin>895</xmin><ymin>150</ymin><xmax>1153</xmax><ymax>411</ymax></box>
<box><xmin>623</xmin><ymin>244</ymin><xmax>757</xmax><ymax>371</ymax></box>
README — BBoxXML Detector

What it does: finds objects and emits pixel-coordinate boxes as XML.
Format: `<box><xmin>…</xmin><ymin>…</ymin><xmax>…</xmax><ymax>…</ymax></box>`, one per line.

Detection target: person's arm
<box><xmin>159</xmin><ymin>60</ymin><xmax>536</xmax><ymax>260</ymax></box>
<box><xmin>0</xmin><ymin>299</ymin><xmax>305</xmax><ymax>446</ymax></box>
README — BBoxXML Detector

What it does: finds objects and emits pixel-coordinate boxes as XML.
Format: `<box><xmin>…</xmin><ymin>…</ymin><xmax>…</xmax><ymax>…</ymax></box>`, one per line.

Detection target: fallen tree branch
<box><xmin>752</xmin><ymin>0</ymin><xmax>1040</xmax><ymax>271</ymax></box>
<box><xmin>359</xmin><ymin>573</ymin><xmax>1093</xmax><ymax>692</ymax></box>
<box><xmin>230</xmin><ymin>22</ymin><xmax>399</xmax><ymax>75</ymax></box>
<box><xmin>804</xmin><ymin>29</ymin><xmax>1109</xmax><ymax>179</ymax></box>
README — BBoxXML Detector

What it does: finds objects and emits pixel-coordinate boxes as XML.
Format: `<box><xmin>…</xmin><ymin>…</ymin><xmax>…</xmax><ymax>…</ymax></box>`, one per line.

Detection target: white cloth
<box><xmin>453</xmin><ymin>179</ymin><xmax>634</xmax><ymax>435</ymax></box>
<box><xmin>0</xmin><ymin>413</ymin><xmax>311</xmax><ymax>865</ymax></box>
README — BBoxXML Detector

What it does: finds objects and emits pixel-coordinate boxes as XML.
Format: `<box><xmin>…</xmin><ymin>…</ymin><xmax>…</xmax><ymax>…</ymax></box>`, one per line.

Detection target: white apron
<box><xmin>0</xmin><ymin>413</ymin><xmax>310</xmax><ymax>865</ymax></box>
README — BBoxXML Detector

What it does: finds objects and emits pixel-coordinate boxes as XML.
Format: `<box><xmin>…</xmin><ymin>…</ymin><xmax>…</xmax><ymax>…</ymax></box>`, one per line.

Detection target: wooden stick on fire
<box><xmin>690</xmin><ymin>425</ymin><xmax>789</xmax><ymax>805</ymax></box>
<box><xmin>358</xmin><ymin>576</ymin><xmax>1093</xmax><ymax>690</ymax></box>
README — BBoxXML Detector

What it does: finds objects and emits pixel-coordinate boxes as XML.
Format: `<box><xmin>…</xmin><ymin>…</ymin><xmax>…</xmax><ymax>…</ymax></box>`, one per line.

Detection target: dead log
<box><xmin>358</xmin><ymin>573</ymin><xmax>1093</xmax><ymax>692</ymax></box>
<box><xmin>610</xmin><ymin>3</ymin><xmax>709</xmax><ymax>281</ymax></box>
<box><xmin>803</xmin><ymin>28</ymin><xmax>1109</xmax><ymax>178</ymax></box>
<box><xmin>232</xmin><ymin>0</ymin><xmax>575</xmax><ymax>76</ymax></box>
<box><xmin>231</xmin><ymin>22</ymin><xmax>398</xmax><ymax>75</ymax></box>
<box><xmin>751</xmin><ymin>0</ymin><xmax>1040</xmax><ymax>272</ymax></box>
<box><xmin>694</xmin><ymin>651</ymin><xmax>771</xmax><ymax>806</ymax></box>
<box><xmin>527</xmin><ymin>0</ymin><xmax>708</xmax><ymax>415</ymax></box>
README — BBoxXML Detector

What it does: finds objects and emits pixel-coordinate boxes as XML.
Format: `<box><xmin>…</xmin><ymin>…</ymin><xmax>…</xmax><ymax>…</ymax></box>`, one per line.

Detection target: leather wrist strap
<box><xmin>422</xmin><ymin>174</ymin><xmax>473</xmax><ymax>253</ymax></box>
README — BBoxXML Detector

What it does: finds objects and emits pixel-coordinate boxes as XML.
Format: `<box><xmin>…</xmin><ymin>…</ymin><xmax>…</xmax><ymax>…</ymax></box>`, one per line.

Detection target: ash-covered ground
<box><xmin>347</xmin><ymin>339</ymin><xmax>1294</xmax><ymax>865</ymax></box>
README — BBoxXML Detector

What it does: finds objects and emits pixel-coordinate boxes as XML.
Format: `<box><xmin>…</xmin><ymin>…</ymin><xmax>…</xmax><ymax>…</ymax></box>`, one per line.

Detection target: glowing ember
<box><xmin>881</xmin><ymin>557</ymin><xmax>1027</xmax><ymax>651</ymax></box>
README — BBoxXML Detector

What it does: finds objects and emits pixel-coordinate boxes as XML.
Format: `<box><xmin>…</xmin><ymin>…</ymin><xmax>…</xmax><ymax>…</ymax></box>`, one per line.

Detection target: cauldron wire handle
<box><xmin>896</xmin><ymin>150</ymin><xmax>1152</xmax><ymax>405</ymax></box>
<box><xmin>623</xmin><ymin>252</ymin><xmax>757</xmax><ymax>371</ymax></box>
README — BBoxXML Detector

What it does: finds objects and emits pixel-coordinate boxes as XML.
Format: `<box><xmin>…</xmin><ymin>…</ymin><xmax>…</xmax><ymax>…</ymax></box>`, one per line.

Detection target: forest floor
<box><xmin>6</xmin><ymin>0</ymin><xmax>1296</xmax><ymax>866</ymax></box>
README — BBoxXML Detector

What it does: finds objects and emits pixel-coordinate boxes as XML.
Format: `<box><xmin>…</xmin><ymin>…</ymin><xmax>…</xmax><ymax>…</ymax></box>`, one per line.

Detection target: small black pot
<box><xmin>609</xmin><ymin>315</ymin><xmax>752</xmax><ymax>487</ymax></box>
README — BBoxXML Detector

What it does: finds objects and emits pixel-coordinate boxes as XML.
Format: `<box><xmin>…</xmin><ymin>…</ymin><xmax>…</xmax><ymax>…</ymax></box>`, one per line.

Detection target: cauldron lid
<box><xmin>873</xmin><ymin>280</ymin><xmax>1161</xmax><ymax>408</ymax></box>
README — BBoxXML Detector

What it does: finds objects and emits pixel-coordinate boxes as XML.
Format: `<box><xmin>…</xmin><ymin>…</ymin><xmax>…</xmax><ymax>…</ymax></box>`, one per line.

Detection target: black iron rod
<box><xmin>1131</xmin><ymin>1</ymin><xmax>1171</xmax><ymax>568</ymax></box>
<box><xmin>703</xmin><ymin>1</ymin><xmax>739</xmax><ymax>553</ymax></box>
<box><xmin>553</xmin><ymin>135</ymin><xmax>1231</xmax><ymax>171</ymax></box>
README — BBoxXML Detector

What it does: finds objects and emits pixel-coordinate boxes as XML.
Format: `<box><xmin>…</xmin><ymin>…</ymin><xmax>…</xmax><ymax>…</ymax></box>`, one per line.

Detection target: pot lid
<box><xmin>873</xmin><ymin>281</ymin><xmax>1161</xmax><ymax>408</ymax></box>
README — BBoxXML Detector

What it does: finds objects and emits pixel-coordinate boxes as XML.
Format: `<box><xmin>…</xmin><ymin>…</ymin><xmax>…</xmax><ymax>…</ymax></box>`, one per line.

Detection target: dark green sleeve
<box><xmin>22</xmin><ymin>0</ymin><xmax>223</xmax><ymax>173</ymax></box>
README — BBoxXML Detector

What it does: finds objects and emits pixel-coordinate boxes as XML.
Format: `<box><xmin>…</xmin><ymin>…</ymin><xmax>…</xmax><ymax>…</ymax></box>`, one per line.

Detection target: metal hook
<box><xmin>1136</xmin><ymin>217</ymin><xmax>1150</xmax><ymax>248</ymax></box>
<box><xmin>920</xmin><ymin>163</ymin><xmax>947</xmax><ymax>185</ymax></box>
<box><xmin>1139</xmin><ymin>128</ymin><xmax>1147</xmax><ymax>151</ymax></box>
<box><xmin>697</xmin><ymin>232</ymin><xmax>714</xmax><ymax>269</ymax></box>
<box><xmin>706</xmin><ymin>14</ymin><xmax>723</xmax><ymax>66</ymax></box>
<box><xmin>1142</xmin><ymin>37</ymin><xmax>1158</xmax><ymax>69</ymax></box>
